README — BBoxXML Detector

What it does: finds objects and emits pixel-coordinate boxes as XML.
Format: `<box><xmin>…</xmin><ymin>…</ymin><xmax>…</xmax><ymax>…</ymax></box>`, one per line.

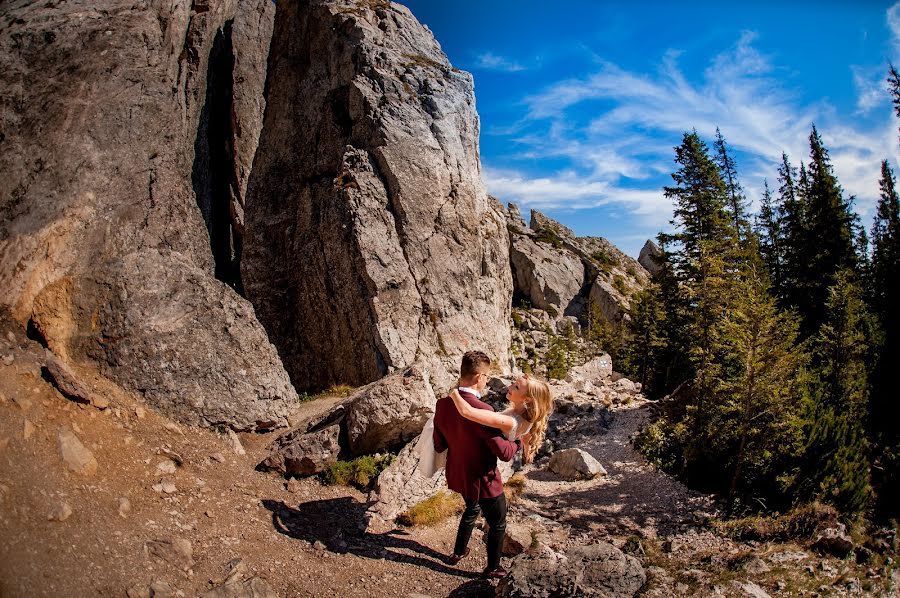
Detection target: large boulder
<box><xmin>67</xmin><ymin>249</ymin><xmax>296</xmax><ymax>431</ymax></box>
<box><xmin>505</xmin><ymin>208</ymin><xmax>649</xmax><ymax>328</ymax></box>
<box><xmin>260</xmin><ymin>365</ymin><xmax>436</xmax><ymax>476</ymax></box>
<box><xmin>241</xmin><ymin>1</ymin><xmax>512</xmax><ymax>393</ymax></box>
<box><xmin>498</xmin><ymin>542</ymin><xmax>646</xmax><ymax>597</ymax></box>
<box><xmin>0</xmin><ymin>0</ymin><xmax>296</xmax><ymax>429</ymax></box>
<box><xmin>365</xmin><ymin>430</ymin><xmax>447</xmax><ymax>525</ymax></box>
<box><xmin>345</xmin><ymin>364</ymin><xmax>436</xmax><ymax>456</ymax></box>
<box><xmin>567</xmin><ymin>354</ymin><xmax>613</xmax><ymax>384</ymax></box>
<box><xmin>258</xmin><ymin>424</ymin><xmax>342</xmax><ymax>477</ymax></box>
<box><xmin>510</xmin><ymin>234</ymin><xmax>586</xmax><ymax>316</ymax></box>
<box><xmin>548</xmin><ymin>448</ymin><xmax>607</xmax><ymax>480</ymax></box>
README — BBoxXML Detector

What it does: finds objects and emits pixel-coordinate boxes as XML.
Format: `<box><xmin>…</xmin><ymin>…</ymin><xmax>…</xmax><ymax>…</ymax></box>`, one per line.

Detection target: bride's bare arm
<box><xmin>449</xmin><ymin>389</ymin><xmax>516</xmax><ymax>437</ymax></box>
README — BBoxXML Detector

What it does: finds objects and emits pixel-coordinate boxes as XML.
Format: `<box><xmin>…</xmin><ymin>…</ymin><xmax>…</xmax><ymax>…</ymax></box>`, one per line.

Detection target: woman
<box><xmin>448</xmin><ymin>374</ymin><xmax>552</xmax><ymax>464</ymax></box>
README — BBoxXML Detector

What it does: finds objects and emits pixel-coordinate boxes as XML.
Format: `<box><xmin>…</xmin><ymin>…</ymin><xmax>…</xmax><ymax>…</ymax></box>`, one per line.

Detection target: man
<box><xmin>433</xmin><ymin>350</ymin><xmax>521</xmax><ymax>579</ymax></box>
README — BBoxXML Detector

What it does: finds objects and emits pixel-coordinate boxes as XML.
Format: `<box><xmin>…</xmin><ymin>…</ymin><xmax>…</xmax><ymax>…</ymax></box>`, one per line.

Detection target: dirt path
<box><xmin>517</xmin><ymin>400</ymin><xmax>718</xmax><ymax>539</ymax></box>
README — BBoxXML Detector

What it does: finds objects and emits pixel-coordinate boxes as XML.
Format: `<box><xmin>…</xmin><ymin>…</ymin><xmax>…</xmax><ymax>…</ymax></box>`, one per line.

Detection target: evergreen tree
<box><xmin>794</xmin><ymin>272</ymin><xmax>873</xmax><ymax>515</ymax></box>
<box><xmin>869</xmin><ymin>158</ymin><xmax>900</xmax><ymax>518</ymax></box>
<box><xmin>620</xmin><ymin>284</ymin><xmax>667</xmax><ymax>391</ymax></box>
<box><xmin>660</xmin><ymin>131</ymin><xmax>736</xmax><ymax>429</ymax></box>
<box><xmin>755</xmin><ymin>180</ymin><xmax>784</xmax><ymax>293</ymax></box>
<box><xmin>714</xmin><ymin>128</ymin><xmax>751</xmax><ymax>242</ymax></box>
<box><xmin>777</xmin><ymin>153</ymin><xmax>806</xmax><ymax>309</ymax></box>
<box><xmin>797</xmin><ymin>126</ymin><xmax>857</xmax><ymax>336</ymax></box>
<box><xmin>714</xmin><ymin>264</ymin><xmax>807</xmax><ymax>514</ymax></box>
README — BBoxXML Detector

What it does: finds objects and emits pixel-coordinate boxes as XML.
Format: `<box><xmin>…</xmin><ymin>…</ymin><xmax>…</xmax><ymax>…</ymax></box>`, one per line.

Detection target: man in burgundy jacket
<box><xmin>433</xmin><ymin>350</ymin><xmax>521</xmax><ymax>578</ymax></box>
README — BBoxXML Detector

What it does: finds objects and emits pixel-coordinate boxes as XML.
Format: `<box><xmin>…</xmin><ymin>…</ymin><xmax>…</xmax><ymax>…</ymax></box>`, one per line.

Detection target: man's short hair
<box><xmin>460</xmin><ymin>350</ymin><xmax>491</xmax><ymax>379</ymax></box>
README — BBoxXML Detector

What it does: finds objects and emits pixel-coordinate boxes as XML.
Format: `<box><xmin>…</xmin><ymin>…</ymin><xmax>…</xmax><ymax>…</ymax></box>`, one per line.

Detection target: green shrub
<box><xmin>612</xmin><ymin>274</ymin><xmax>628</xmax><ymax>295</ymax></box>
<box><xmin>710</xmin><ymin>502</ymin><xmax>839</xmax><ymax>541</ymax></box>
<box><xmin>534</xmin><ymin>228</ymin><xmax>564</xmax><ymax>249</ymax></box>
<box><xmin>512</xmin><ymin>310</ymin><xmax>525</xmax><ymax>329</ymax></box>
<box><xmin>591</xmin><ymin>249</ymin><xmax>615</xmax><ymax>269</ymax></box>
<box><xmin>323</xmin><ymin>454</ymin><xmax>395</xmax><ymax>491</ymax></box>
<box><xmin>545</xmin><ymin>305</ymin><xmax>559</xmax><ymax>318</ymax></box>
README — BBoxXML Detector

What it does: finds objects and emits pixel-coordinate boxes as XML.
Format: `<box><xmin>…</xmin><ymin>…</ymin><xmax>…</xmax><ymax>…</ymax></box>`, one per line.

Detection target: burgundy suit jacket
<box><xmin>433</xmin><ymin>389</ymin><xmax>520</xmax><ymax>501</ymax></box>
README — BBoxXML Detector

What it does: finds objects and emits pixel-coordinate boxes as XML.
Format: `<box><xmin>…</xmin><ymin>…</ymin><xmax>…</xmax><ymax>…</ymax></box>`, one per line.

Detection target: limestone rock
<box><xmin>69</xmin><ymin>249</ymin><xmax>296</xmax><ymax>431</ymax></box>
<box><xmin>43</xmin><ymin>356</ymin><xmax>93</xmax><ymax>404</ymax></box>
<box><xmin>0</xmin><ymin>0</ymin><xmax>290</xmax><ymax>432</ymax></box>
<box><xmin>145</xmin><ymin>538</ymin><xmax>193</xmax><ymax>573</ymax></box>
<box><xmin>345</xmin><ymin>365</ymin><xmax>436</xmax><ymax>456</ymax></box>
<box><xmin>613</xmin><ymin>378</ymin><xmax>636</xmax><ymax>394</ymax></box>
<box><xmin>227</xmin><ymin>429</ymin><xmax>247</xmax><ymax>456</ymax></box>
<box><xmin>568</xmin><ymin>355</ymin><xmax>613</xmax><ymax>384</ymax></box>
<box><xmin>242</xmin><ymin>1</ymin><xmax>512</xmax><ymax>393</ymax></box>
<box><xmin>499</xmin><ymin>542</ymin><xmax>645</xmax><ymax>598</ymax></box>
<box><xmin>48</xmin><ymin>502</ymin><xmax>73</xmax><ymax>522</ymax></box>
<box><xmin>118</xmin><ymin>497</ymin><xmax>132</xmax><ymax>518</ymax></box>
<box><xmin>502</xmin><ymin>523</ymin><xmax>534</xmax><ymax>556</ymax></box>
<box><xmin>548</xmin><ymin>448</ymin><xmax>606</xmax><ymax>481</ymax></box>
<box><xmin>366</xmin><ymin>431</ymin><xmax>446</xmax><ymax>525</ymax></box>
<box><xmin>258</xmin><ymin>424</ymin><xmax>341</xmax><ymax>477</ymax></box>
<box><xmin>638</xmin><ymin>239</ymin><xmax>665</xmax><ymax>276</ymax></box>
<box><xmin>57</xmin><ymin>427</ymin><xmax>97</xmax><ymax>475</ymax></box>
<box><xmin>510</xmin><ymin>234</ymin><xmax>586</xmax><ymax>317</ymax></box>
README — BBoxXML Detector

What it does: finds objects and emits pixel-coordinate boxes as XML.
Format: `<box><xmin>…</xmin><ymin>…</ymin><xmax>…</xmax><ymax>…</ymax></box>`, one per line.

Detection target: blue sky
<box><xmin>401</xmin><ymin>1</ymin><xmax>900</xmax><ymax>257</ymax></box>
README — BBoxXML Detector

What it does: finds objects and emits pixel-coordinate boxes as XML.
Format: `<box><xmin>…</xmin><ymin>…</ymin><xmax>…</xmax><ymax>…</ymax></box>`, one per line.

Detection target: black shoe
<box><xmin>482</xmin><ymin>566</ymin><xmax>508</xmax><ymax>579</ymax></box>
<box><xmin>447</xmin><ymin>547</ymin><xmax>470</xmax><ymax>566</ymax></box>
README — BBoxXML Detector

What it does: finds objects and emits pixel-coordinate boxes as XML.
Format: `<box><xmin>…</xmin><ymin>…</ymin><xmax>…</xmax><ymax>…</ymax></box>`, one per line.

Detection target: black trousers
<box><xmin>453</xmin><ymin>492</ymin><xmax>507</xmax><ymax>570</ymax></box>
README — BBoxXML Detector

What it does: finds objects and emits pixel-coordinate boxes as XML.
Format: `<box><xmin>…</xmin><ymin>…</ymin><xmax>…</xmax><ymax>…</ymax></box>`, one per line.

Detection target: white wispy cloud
<box><xmin>484</xmin><ymin>27</ymin><xmax>900</xmax><ymax>236</ymax></box>
<box><xmin>472</xmin><ymin>52</ymin><xmax>526</xmax><ymax>73</ymax></box>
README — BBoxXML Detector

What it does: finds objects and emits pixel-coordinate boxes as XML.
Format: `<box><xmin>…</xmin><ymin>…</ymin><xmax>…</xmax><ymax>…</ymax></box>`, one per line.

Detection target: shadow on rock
<box><xmin>261</xmin><ymin>498</ymin><xmax>477</xmax><ymax>578</ymax></box>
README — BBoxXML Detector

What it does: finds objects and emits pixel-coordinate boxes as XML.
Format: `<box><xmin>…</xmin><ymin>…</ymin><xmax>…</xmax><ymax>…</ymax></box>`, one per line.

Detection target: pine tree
<box><xmin>621</xmin><ymin>284</ymin><xmax>667</xmax><ymax>391</ymax></box>
<box><xmin>794</xmin><ymin>271</ymin><xmax>873</xmax><ymax>515</ymax></box>
<box><xmin>755</xmin><ymin>180</ymin><xmax>784</xmax><ymax>294</ymax></box>
<box><xmin>714</xmin><ymin>264</ymin><xmax>807</xmax><ymax>514</ymax></box>
<box><xmin>777</xmin><ymin>153</ymin><xmax>806</xmax><ymax>310</ymax></box>
<box><xmin>714</xmin><ymin>128</ymin><xmax>751</xmax><ymax>242</ymax></box>
<box><xmin>797</xmin><ymin>126</ymin><xmax>858</xmax><ymax>336</ymax></box>
<box><xmin>869</xmin><ymin>158</ymin><xmax>900</xmax><ymax>518</ymax></box>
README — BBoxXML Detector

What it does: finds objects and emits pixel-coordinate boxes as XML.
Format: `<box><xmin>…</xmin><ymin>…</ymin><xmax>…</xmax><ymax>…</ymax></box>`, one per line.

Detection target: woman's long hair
<box><xmin>521</xmin><ymin>374</ymin><xmax>553</xmax><ymax>462</ymax></box>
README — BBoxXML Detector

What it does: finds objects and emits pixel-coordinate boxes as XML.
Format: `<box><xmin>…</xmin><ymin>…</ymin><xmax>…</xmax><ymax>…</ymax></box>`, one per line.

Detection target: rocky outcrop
<box><xmin>365</xmin><ymin>430</ymin><xmax>447</xmax><ymax>525</ymax></box>
<box><xmin>0</xmin><ymin>0</ymin><xmax>298</xmax><ymax>429</ymax></box>
<box><xmin>345</xmin><ymin>364</ymin><xmax>435</xmax><ymax>456</ymax></box>
<box><xmin>498</xmin><ymin>542</ymin><xmax>646</xmax><ymax>597</ymax></box>
<box><xmin>506</xmin><ymin>205</ymin><xmax>650</xmax><ymax>326</ymax></box>
<box><xmin>242</xmin><ymin>1</ymin><xmax>512</xmax><ymax>392</ymax></box>
<box><xmin>260</xmin><ymin>365</ymin><xmax>436</xmax><ymax>476</ymax></box>
<box><xmin>638</xmin><ymin>239</ymin><xmax>665</xmax><ymax>276</ymax></box>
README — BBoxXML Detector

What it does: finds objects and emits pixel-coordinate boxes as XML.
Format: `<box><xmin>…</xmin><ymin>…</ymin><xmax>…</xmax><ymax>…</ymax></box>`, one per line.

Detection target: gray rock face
<box><xmin>0</xmin><ymin>0</ymin><xmax>296</xmax><ymax>429</ymax></box>
<box><xmin>68</xmin><ymin>249</ymin><xmax>295</xmax><ymax>431</ymax></box>
<box><xmin>366</xmin><ymin>429</ymin><xmax>446</xmax><ymax>525</ymax></box>
<box><xmin>638</xmin><ymin>239</ymin><xmax>665</xmax><ymax>276</ymax></box>
<box><xmin>346</xmin><ymin>364</ymin><xmax>435</xmax><ymax>456</ymax></box>
<box><xmin>242</xmin><ymin>1</ymin><xmax>512</xmax><ymax>393</ymax></box>
<box><xmin>507</xmin><ymin>207</ymin><xmax>648</xmax><ymax>326</ymax></box>
<box><xmin>499</xmin><ymin>542</ymin><xmax>646</xmax><ymax>598</ymax></box>
<box><xmin>511</xmin><ymin>235</ymin><xmax>586</xmax><ymax>316</ymax></box>
<box><xmin>548</xmin><ymin>448</ymin><xmax>607</xmax><ymax>480</ymax></box>
<box><xmin>567</xmin><ymin>355</ymin><xmax>614</xmax><ymax>384</ymax></box>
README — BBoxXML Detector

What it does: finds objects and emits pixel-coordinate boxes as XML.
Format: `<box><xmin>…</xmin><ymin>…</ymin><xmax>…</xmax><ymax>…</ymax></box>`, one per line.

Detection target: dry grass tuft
<box><xmin>396</xmin><ymin>491</ymin><xmax>465</xmax><ymax>527</ymax></box>
<box><xmin>326</xmin><ymin>384</ymin><xmax>355</xmax><ymax>398</ymax></box>
<box><xmin>504</xmin><ymin>472</ymin><xmax>527</xmax><ymax>503</ymax></box>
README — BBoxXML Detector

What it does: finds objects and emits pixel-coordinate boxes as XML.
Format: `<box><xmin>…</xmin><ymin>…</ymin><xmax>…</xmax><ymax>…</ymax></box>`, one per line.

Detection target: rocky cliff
<box><xmin>242</xmin><ymin>1</ymin><xmax>512</xmax><ymax>392</ymax></box>
<box><xmin>0</xmin><ymin>0</ymin><xmax>512</xmax><ymax>429</ymax></box>
<box><xmin>506</xmin><ymin>203</ymin><xmax>650</xmax><ymax>326</ymax></box>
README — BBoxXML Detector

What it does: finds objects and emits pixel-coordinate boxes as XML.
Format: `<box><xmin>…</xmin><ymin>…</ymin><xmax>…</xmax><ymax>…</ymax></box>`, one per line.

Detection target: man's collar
<box><xmin>457</xmin><ymin>386</ymin><xmax>482</xmax><ymax>399</ymax></box>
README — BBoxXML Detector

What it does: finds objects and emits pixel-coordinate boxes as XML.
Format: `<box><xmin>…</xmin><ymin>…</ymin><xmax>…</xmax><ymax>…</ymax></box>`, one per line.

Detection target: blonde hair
<box><xmin>520</xmin><ymin>374</ymin><xmax>552</xmax><ymax>462</ymax></box>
